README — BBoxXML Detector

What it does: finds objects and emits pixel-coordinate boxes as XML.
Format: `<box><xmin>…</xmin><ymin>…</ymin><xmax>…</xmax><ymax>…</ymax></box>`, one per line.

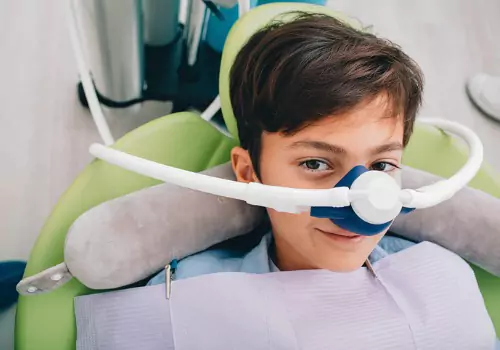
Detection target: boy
<box><xmin>148</xmin><ymin>12</ymin><xmax>497</xmax><ymax>347</ymax></box>
<box><xmin>149</xmin><ymin>12</ymin><xmax>421</xmax><ymax>279</ymax></box>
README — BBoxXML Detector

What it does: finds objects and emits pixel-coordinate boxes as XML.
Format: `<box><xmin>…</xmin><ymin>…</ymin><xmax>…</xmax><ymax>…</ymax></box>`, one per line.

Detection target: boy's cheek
<box><xmin>267</xmin><ymin>209</ymin><xmax>310</xmax><ymax>230</ymax></box>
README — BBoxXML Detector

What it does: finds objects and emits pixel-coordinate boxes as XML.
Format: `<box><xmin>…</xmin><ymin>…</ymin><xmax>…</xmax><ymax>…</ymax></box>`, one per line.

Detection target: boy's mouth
<box><xmin>315</xmin><ymin>228</ymin><xmax>365</xmax><ymax>243</ymax></box>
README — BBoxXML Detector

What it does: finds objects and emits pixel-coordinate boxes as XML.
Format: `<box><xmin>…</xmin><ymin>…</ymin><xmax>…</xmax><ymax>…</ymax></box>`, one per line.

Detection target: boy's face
<box><xmin>231</xmin><ymin>96</ymin><xmax>405</xmax><ymax>272</ymax></box>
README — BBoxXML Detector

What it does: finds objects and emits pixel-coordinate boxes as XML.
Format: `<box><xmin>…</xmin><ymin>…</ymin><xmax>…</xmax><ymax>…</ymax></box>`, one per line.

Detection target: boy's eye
<box><xmin>300</xmin><ymin>159</ymin><xmax>331</xmax><ymax>172</ymax></box>
<box><xmin>370</xmin><ymin>161</ymin><xmax>398</xmax><ymax>172</ymax></box>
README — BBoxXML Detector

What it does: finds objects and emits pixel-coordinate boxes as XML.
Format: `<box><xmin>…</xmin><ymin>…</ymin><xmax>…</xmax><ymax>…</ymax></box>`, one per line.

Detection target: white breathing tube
<box><xmin>89</xmin><ymin>143</ymin><xmax>352</xmax><ymax>214</ymax></box>
<box><xmin>89</xmin><ymin>117</ymin><xmax>484</xmax><ymax>217</ymax></box>
<box><xmin>400</xmin><ymin>118</ymin><xmax>484</xmax><ymax>208</ymax></box>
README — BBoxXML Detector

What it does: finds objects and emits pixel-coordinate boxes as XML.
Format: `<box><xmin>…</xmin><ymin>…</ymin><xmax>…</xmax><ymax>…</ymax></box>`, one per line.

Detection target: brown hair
<box><xmin>230</xmin><ymin>12</ymin><xmax>424</xmax><ymax>176</ymax></box>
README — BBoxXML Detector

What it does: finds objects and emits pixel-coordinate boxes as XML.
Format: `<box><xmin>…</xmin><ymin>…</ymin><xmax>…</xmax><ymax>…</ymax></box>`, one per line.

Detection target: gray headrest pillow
<box><xmin>16</xmin><ymin>163</ymin><xmax>500</xmax><ymax>295</ymax></box>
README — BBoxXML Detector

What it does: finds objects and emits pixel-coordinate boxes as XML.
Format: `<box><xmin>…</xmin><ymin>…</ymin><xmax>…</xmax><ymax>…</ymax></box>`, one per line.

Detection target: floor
<box><xmin>1</xmin><ymin>0</ymin><xmax>500</xmax><ymax>265</ymax></box>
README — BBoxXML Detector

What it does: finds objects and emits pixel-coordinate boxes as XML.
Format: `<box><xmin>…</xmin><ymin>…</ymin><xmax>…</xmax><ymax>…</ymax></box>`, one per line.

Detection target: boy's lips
<box><xmin>316</xmin><ymin>228</ymin><xmax>359</xmax><ymax>237</ymax></box>
<box><xmin>315</xmin><ymin>228</ymin><xmax>365</xmax><ymax>242</ymax></box>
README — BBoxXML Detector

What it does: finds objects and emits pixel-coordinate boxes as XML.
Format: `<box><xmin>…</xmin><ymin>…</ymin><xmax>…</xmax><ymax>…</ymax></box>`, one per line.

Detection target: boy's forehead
<box><xmin>262</xmin><ymin>115</ymin><xmax>404</xmax><ymax>159</ymax></box>
<box><xmin>299</xmin><ymin>112</ymin><xmax>403</xmax><ymax>140</ymax></box>
<box><xmin>275</xmin><ymin>97</ymin><xmax>404</xmax><ymax>151</ymax></box>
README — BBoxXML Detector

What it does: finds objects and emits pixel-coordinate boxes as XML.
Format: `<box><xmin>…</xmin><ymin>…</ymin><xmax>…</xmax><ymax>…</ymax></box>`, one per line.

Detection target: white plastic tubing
<box><xmin>89</xmin><ymin>143</ymin><xmax>352</xmax><ymax>213</ymax></box>
<box><xmin>90</xmin><ymin>118</ymin><xmax>484</xmax><ymax>212</ymax></box>
<box><xmin>400</xmin><ymin>118</ymin><xmax>484</xmax><ymax>208</ymax></box>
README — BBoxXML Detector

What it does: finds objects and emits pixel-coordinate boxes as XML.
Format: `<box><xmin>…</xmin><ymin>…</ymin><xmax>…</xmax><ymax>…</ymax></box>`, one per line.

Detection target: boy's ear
<box><xmin>231</xmin><ymin>147</ymin><xmax>258</xmax><ymax>183</ymax></box>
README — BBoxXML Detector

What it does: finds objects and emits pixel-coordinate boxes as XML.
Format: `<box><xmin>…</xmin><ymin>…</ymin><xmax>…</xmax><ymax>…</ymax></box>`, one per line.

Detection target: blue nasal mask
<box><xmin>311</xmin><ymin>166</ymin><xmax>414</xmax><ymax>236</ymax></box>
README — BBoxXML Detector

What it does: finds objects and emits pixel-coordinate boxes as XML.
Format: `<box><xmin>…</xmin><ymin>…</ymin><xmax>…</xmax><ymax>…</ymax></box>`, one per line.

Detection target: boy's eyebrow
<box><xmin>289</xmin><ymin>141</ymin><xmax>347</xmax><ymax>155</ymax></box>
<box><xmin>370</xmin><ymin>142</ymin><xmax>404</xmax><ymax>155</ymax></box>
<box><xmin>289</xmin><ymin>141</ymin><xmax>403</xmax><ymax>155</ymax></box>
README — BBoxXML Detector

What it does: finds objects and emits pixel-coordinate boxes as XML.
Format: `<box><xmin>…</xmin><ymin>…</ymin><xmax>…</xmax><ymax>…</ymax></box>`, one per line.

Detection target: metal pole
<box><xmin>142</xmin><ymin>0</ymin><xmax>180</xmax><ymax>46</ymax></box>
<box><xmin>67</xmin><ymin>0</ymin><xmax>114</xmax><ymax>145</ymax></box>
<box><xmin>73</xmin><ymin>0</ymin><xmax>144</xmax><ymax>103</ymax></box>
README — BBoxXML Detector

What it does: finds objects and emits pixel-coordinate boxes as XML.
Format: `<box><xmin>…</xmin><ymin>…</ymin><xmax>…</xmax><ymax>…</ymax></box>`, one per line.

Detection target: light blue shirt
<box><xmin>148</xmin><ymin>233</ymin><xmax>416</xmax><ymax>285</ymax></box>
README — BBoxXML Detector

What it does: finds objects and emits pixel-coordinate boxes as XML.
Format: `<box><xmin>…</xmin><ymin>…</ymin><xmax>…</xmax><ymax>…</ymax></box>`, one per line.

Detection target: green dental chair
<box><xmin>15</xmin><ymin>3</ymin><xmax>500</xmax><ymax>350</ymax></box>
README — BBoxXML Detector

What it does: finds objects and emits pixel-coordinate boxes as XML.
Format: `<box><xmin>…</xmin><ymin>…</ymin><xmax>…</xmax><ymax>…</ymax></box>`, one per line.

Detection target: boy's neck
<box><xmin>270</xmin><ymin>235</ymin><xmax>316</xmax><ymax>271</ymax></box>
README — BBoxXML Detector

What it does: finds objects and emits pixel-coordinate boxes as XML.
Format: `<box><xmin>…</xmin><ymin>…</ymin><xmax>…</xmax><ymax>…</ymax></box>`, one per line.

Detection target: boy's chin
<box><xmin>320</xmin><ymin>254</ymin><xmax>373</xmax><ymax>273</ymax></box>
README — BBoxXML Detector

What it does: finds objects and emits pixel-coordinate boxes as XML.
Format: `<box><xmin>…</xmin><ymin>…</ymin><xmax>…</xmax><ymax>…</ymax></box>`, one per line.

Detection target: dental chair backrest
<box><xmin>15</xmin><ymin>4</ymin><xmax>500</xmax><ymax>350</ymax></box>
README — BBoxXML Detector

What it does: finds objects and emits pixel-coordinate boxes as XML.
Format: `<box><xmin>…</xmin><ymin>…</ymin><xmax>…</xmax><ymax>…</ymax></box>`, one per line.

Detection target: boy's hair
<box><xmin>230</xmin><ymin>12</ymin><xmax>424</xmax><ymax>177</ymax></box>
